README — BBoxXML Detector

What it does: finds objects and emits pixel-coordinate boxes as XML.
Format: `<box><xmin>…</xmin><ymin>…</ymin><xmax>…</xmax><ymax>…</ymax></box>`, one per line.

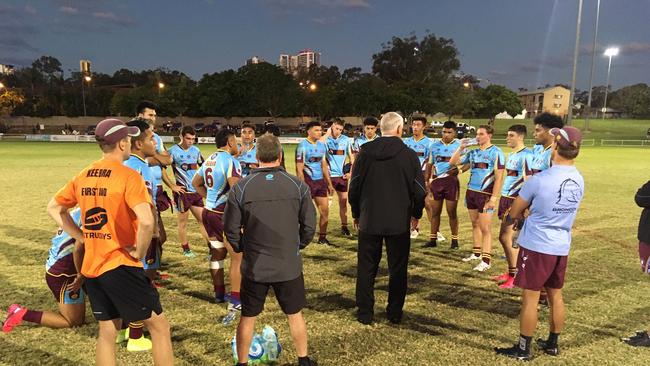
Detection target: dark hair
<box><xmin>215</xmin><ymin>128</ymin><xmax>234</xmax><ymax>148</ymax></box>
<box><xmin>508</xmin><ymin>124</ymin><xmax>527</xmax><ymax>136</ymax></box>
<box><xmin>478</xmin><ymin>124</ymin><xmax>494</xmax><ymax>135</ymax></box>
<box><xmin>256</xmin><ymin>134</ymin><xmax>283</xmax><ymax>163</ymax></box>
<box><xmin>331</xmin><ymin>117</ymin><xmax>344</xmax><ymax>126</ymax></box>
<box><xmin>306</xmin><ymin>121</ymin><xmax>322</xmax><ymax>131</ymax></box>
<box><xmin>181</xmin><ymin>126</ymin><xmax>196</xmax><ymax>136</ymax></box>
<box><xmin>556</xmin><ymin>143</ymin><xmax>580</xmax><ymax>160</ymax></box>
<box><xmin>411</xmin><ymin>116</ymin><xmax>427</xmax><ymax>125</ymax></box>
<box><xmin>363</xmin><ymin>116</ymin><xmax>379</xmax><ymax>126</ymax></box>
<box><xmin>127</xmin><ymin>119</ymin><xmax>150</xmax><ymax>143</ymax></box>
<box><xmin>264</xmin><ymin>123</ymin><xmax>281</xmax><ymax>137</ymax></box>
<box><xmin>241</xmin><ymin>122</ymin><xmax>254</xmax><ymax>131</ymax></box>
<box><xmin>442</xmin><ymin>120</ymin><xmax>457</xmax><ymax>129</ymax></box>
<box><xmin>136</xmin><ymin>100</ymin><xmax>158</xmax><ymax>115</ymax></box>
<box><xmin>534</xmin><ymin>112</ymin><xmax>564</xmax><ymax>130</ymax></box>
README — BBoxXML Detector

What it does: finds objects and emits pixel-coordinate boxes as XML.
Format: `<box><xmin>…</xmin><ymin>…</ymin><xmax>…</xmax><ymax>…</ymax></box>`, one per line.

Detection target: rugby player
<box><xmin>352</xmin><ymin>116</ymin><xmax>379</xmax><ymax>156</ymax></box>
<box><xmin>192</xmin><ymin>129</ymin><xmax>243</xmax><ymax>324</ymax></box>
<box><xmin>322</xmin><ymin>118</ymin><xmax>355</xmax><ymax>237</ymax></box>
<box><xmin>237</xmin><ymin>122</ymin><xmax>258</xmax><ymax>178</ymax></box>
<box><xmin>46</xmin><ymin>118</ymin><xmax>173</xmax><ymax>365</ymax></box>
<box><xmin>450</xmin><ymin>125</ymin><xmax>505</xmax><ymax>272</ymax></box>
<box><xmin>493</xmin><ymin>125</ymin><xmax>532</xmax><ymax>289</ymax></box>
<box><xmin>296</xmin><ymin>121</ymin><xmax>335</xmax><ymax>245</ymax></box>
<box><xmin>3</xmin><ymin>208</ymin><xmax>85</xmax><ymax>333</ymax></box>
<box><xmin>168</xmin><ymin>126</ymin><xmax>209</xmax><ymax>258</ymax></box>
<box><xmin>495</xmin><ymin>126</ymin><xmax>584</xmax><ymax>360</ymax></box>
<box><xmin>425</xmin><ymin>120</ymin><xmax>462</xmax><ymax>249</ymax></box>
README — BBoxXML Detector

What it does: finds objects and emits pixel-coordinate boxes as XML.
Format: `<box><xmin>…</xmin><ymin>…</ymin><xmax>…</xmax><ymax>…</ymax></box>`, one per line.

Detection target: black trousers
<box><xmin>355</xmin><ymin>230</ymin><xmax>411</xmax><ymax>319</ymax></box>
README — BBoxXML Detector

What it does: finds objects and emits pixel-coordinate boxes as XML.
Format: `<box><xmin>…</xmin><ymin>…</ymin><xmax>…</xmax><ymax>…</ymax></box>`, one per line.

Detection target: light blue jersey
<box><xmin>326</xmin><ymin>134</ymin><xmax>353</xmax><ymax>178</ymax></box>
<box><xmin>197</xmin><ymin>150</ymin><xmax>242</xmax><ymax>210</ymax></box>
<box><xmin>46</xmin><ymin>208</ymin><xmax>82</xmax><ymax>276</ymax></box>
<box><xmin>517</xmin><ymin>165</ymin><xmax>585</xmax><ymax>256</ymax></box>
<box><xmin>124</xmin><ymin>154</ymin><xmax>157</xmax><ymax>199</ymax></box>
<box><xmin>460</xmin><ymin>145</ymin><xmax>506</xmax><ymax>193</ymax></box>
<box><xmin>151</xmin><ymin>133</ymin><xmax>165</xmax><ymax>187</ymax></box>
<box><xmin>404</xmin><ymin>136</ymin><xmax>432</xmax><ymax>171</ymax></box>
<box><xmin>527</xmin><ymin>144</ymin><xmax>553</xmax><ymax>174</ymax></box>
<box><xmin>429</xmin><ymin>139</ymin><xmax>461</xmax><ymax>176</ymax></box>
<box><xmin>296</xmin><ymin>139</ymin><xmax>327</xmax><ymax>180</ymax></box>
<box><xmin>352</xmin><ymin>134</ymin><xmax>379</xmax><ymax>154</ymax></box>
<box><xmin>237</xmin><ymin>142</ymin><xmax>258</xmax><ymax>178</ymax></box>
<box><xmin>502</xmin><ymin>147</ymin><xmax>532</xmax><ymax>197</ymax></box>
<box><xmin>168</xmin><ymin>144</ymin><xmax>204</xmax><ymax>192</ymax></box>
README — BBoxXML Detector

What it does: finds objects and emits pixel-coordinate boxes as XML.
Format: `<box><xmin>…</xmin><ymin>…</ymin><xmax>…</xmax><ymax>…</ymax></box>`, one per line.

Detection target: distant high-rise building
<box><xmin>0</xmin><ymin>64</ymin><xmax>15</xmax><ymax>75</ymax></box>
<box><xmin>246</xmin><ymin>56</ymin><xmax>265</xmax><ymax>66</ymax></box>
<box><xmin>279</xmin><ymin>49</ymin><xmax>321</xmax><ymax>75</ymax></box>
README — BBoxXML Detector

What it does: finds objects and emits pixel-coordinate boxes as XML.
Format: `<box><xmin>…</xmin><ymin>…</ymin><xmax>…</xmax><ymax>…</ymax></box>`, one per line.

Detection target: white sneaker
<box><xmin>473</xmin><ymin>261</ymin><xmax>491</xmax><ymax>272</ymax></box>
<box><xmin>461</xmin><ymin>254</ymin><xmax>481</xmax><ymax>262</ymax></box>
<box><xmin>410</xmin><ymin>229</ymin><xmax>419</xmax><ymax>239</ymax></box>
<box><xmin>437</xmin><ymin>232</ymin><xmax>446</xmax><ymax>242</ymax></box>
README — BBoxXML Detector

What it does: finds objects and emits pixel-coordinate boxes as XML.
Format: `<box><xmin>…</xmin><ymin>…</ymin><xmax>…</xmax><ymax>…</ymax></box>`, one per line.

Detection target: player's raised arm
<box><xmin>449</xmin><ymin>139</ymin><xmax>468</xmax><ymax>166</ymax></box>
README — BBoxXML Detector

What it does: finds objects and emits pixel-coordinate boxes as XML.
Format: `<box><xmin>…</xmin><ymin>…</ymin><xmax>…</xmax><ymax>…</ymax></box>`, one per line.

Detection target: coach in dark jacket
<box><xmin>224</xmin><ymin>134</ymin><xmax>318</xmax><ymax>366</ymax></box>
<box><xmin>349</xmin><ymin>111</ymin><xmax>427</xmax><ymax>325</ymax></box>
<box><xmin>636</xmin><ymin>181</ymin><xmax>650</xmax><ymax>245</ymax></box>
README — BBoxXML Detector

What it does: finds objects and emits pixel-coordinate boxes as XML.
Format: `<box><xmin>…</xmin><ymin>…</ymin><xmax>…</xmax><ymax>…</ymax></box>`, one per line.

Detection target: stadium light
<box><xmin>602</xmin><ymin>47</ymin><xmax>619</xmax><ymax>120</ymax></box>
<box><xmin>463</xmin><ymin>82</ymin><xmax>470</xmax><ymax>89</ymax></box>
<box><xmin>309</xmin><ymin>83</ymin><xmax>317</xmax><ymax>92</ymax></box>
<box><xmin>84</xmin><ymin>75</ymin><xmax>92</xmax><ymax>82</ymax></box>
<box><xmin>158</xmin><ymin>82</ymin><xmax>165</xmax><ymax>89</ymax></box>
<box><xmin>0</xmin><ymin>82</ymin><xmax>4</xmax><ymax>89</ymax></box>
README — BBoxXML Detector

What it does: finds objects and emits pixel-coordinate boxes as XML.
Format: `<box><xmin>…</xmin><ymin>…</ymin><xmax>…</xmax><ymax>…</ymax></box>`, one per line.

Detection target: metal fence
<box><xmin>600</xmin><ymin>139</ymin><xmax>650</xmax><ymax>147</ymax></box>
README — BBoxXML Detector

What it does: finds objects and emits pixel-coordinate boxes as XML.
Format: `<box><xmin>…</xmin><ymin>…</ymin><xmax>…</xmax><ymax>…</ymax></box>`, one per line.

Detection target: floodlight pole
<box><xmin>567</xmin><ymin>0</ymin><xmax>583</xmax><ymax>126</ymax></box>
<box><xmin>585</xmin><ymin>0</ymin><xmax>600</xmax><ymax>131</ymax></box>
<box><xmin>81</xmin><ymin>77</ymin><xmax>87</xmax><ymax>117</ymax></box>
<box><xmin>602</xmin><ymin>54</ymin><xmax>614</xmax><ymax>120</ymax></box>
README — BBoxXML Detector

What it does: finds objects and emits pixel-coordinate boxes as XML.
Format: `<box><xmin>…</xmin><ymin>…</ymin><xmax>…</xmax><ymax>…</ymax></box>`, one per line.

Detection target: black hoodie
<box><xmin>349</xmin><ymin>136</ymin><xmax>426</xmax><ymax>236</ymax></box>
<box><xmin>636</xmin><ymin>180</ymin><xmax>650</xmax><ymax>243</ymax></box>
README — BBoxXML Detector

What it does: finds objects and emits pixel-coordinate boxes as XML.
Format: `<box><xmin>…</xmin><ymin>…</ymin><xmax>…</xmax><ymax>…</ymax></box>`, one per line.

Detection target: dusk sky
<box><xmin>2</xmin><ymin>0</ymin><xmax>649</xmax><ymax>90</ymax></box>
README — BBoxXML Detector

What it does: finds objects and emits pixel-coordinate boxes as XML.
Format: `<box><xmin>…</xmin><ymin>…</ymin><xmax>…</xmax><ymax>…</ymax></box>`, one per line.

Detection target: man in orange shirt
<box><xmin>46</xmin><ymin>118</ymin><xmax>173</xmax><ymax>366</ymax></box>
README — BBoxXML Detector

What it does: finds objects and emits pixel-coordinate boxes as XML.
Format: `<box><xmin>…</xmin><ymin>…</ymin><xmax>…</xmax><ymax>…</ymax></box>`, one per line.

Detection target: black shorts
<box><xmin>85</xmin><ymin>265</ymin><xmax>162</xmax><ymax>323</ymax></box>
<box><xmin>241</xmin><ymin>274</ymin><xmax>306</xmax><ymax>317</ymax></box>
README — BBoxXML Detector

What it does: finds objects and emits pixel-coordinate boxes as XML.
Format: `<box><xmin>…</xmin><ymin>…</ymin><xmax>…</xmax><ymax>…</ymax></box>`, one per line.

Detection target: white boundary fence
<box><xmin>0</xmin><ymin>134</ymin><xmax>646</xmax><ymax>147</ymax></box>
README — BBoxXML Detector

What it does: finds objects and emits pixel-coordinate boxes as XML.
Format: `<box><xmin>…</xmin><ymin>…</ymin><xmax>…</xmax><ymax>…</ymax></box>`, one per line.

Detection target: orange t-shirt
<box><xmin>54</xmin><ymin>158</ymin><xmax>153</xmax><ymax>278</ymax></box>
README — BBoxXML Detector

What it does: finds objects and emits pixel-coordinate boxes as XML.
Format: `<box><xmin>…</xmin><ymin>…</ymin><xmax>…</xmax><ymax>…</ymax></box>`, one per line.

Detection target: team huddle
<box><xmin>2</xmin><ymin>100</ymin><xmax>592</xmax><ymax>364</ymax></box>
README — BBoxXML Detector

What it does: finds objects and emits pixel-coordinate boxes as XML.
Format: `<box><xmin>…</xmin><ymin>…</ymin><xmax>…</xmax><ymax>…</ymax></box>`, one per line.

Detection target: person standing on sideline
<box><xmin>45</xmin><ymin>118</ymin><xmax>173</xmax><ymax>365</ymax></box>
<box><xmin>620</xmin><ymin>179</ymin><xmax>650</xmax><ymax>347</ymax></box>
<box><xmin>495</xmin><ymin>126</ymin><xmax>585</xmax><ymax>360</ymax></box>
<box><xmin>349</xmin><ymin>112</ymin><xmax>426</xmax><ymax>325</ymax></box>
<box><xmin>225</xmin><ymin>134</ymin><xmax>318</xmax><ymax>366</ymax></box>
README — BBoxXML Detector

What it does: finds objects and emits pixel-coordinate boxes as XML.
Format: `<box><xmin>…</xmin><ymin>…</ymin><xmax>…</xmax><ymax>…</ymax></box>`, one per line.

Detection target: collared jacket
<box><xmin>224</xmin><ymin>166</ymin><xmax>316</xmax><ymax>282</ymax></box>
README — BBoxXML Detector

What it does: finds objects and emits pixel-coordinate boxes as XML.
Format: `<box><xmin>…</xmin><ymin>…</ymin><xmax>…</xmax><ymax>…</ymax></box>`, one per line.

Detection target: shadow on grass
<box><xmin>305</xmin><ymin>289</ymin><xmax>356</xmax><ymax>312</ymax></box>
<box><xmin>0</xmin><ymin>240</ymin><xmax>45</xmax><ymax>266</ymax></box>
<box><xmin>424</xmin><ymin>280</ymin><xmax>520</xmax><ymax>318</ymax></box>
<box><xmin>0</xmin><ymin>337</ymin><xmax>80</xmax><ymax>365</ymax></box>
<box><xmin>0</xmin><ymin>224</ymin><xmax>53</xmax><ymax>242</ymax></box>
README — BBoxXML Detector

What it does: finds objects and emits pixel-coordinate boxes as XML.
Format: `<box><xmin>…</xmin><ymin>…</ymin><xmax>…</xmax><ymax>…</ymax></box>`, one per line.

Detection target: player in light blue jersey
<box><xmin>321</xmin><ymin>118</ymin><xmax>355</xmax><ymax>237</ymax></box>
<box><xmin>193</xmin><ymin>129</ymin><xmax>243</xmax><ymax>323</ymax></box>
<box><xmin>493</xmin><ymin>125</ymin><xmax>532</xmax><ymax>289</ymax></box>
<box><xmin>296</xmin><ymin>121</ymin><xmax>334</xmax><ymax>245</ymax></box>
<box><xmin>451</xmin><ymin>125</ymin><xmax>505</xmax><ymax>272</ymax></box>
<box><xmin>528</xmin><ymin>113</ymin><xmax>564</xmax><ymax>175</ymax></box>
<box><xmin>425</xmin><ymin>120</ymin><xmax>462</xmax><ymax>249</ymax></box>
<box><xmin>496</xmin><ymin>126</ymin><xmax>584</xmax><ymax>361</ymax></box>
<box><xmin>352</xmin><ymin>116</ymin><xmax>379</xmax><ymax>155</ymax></box>
<box><xmin>168</xmin><ymin>126</ymin><xmax>208</xmax><ymax>258</ymax></box>
<box><xmin>2</xmin><ymin>208</ymin><xmax>86</xmax><ymax>334</ymax></box>
<box><xmin>237</xmin><ymin>123</ymin><xmax>258</xmax><ymax>177</ymax></box>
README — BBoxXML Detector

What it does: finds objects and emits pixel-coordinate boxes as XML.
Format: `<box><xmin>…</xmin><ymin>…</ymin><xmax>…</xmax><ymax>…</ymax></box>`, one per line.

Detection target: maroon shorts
<box><xmin>156</xmin><ymin>186</ymin><xmax>173</xmax><ymax>213</ymax></box>
<box><xmin>465</xmin><ymin>189</ymin><xmax>492</xmax><ymax>213</ymax></box>
<box><xmin>639</xmin><ymin>241</ymin><xmax>650</xmax><ymax>274</ymax></box>
<box><xmin>514</xmin><ymin>247</ymin><xmax>568</xmax><ymax>291</ymax></box>
<box><xmin>173</xmin><ymin>190</ymin><xmax>204</xmax><ymax>213</ymax></box>
<box><xmin>143</xmin><ymin>238</ymin><xmax>162</xmax><ymax>270</ymax></box>
<box><xmin>498</xmin><ymin>196</ymin><xmax>515</xmax><ymax>220</ymax></box>
<box><xmin>202</xmin><ymin>205</ymin><xmax>225</xmax><ymax>242</ymax></box>
<box><xmin>45</xmin><ymin>272</ymin><xmax>85</xmax><ymax>305</ymax></box>
<box><xmin>304</xmin><ymin>175</ymin><xmax>328</xmax><ymax>198</ymax></box>
<box><xmin>331</xmin><ymin>177</ymin><xmax>348</xmax><ymax>193</ymax></box>
<box><xmin>157</xmin><ymin>211</ymin><xmax>166</xmax><ymax>246</ymax></box>
<box><xmin>430</xmin><ymin>175</ymin><xmax>460</xmax><ymax>201</ymax></box>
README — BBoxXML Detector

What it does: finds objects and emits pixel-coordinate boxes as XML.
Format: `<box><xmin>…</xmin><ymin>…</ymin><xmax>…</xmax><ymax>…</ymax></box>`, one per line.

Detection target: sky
<box><xmin>2</xmin><ymin>0</ymin><xmax>649</xmax><ymax>90</ymax></box>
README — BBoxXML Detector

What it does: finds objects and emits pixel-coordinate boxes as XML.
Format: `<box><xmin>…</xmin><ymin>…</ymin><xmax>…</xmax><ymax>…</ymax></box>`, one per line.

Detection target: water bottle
<box><xmin>262</xmin><ymin>325</ymin><xmax>281</xmax><ymax>361</ymax></box>
<box><xmin>462</xmin><ymin>137</ymin><xmax>478</xmax><ymax>146</ymax></box>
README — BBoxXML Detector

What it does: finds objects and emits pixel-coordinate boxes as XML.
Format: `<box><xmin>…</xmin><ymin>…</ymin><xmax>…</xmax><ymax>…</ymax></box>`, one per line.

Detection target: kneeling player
<box><xmin>3</xmin><ymin>208</ymin><xmax>85</xmax><ymax>333</ymax></box>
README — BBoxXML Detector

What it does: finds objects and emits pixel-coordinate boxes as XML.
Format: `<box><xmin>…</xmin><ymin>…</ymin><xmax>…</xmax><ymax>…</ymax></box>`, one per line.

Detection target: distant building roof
<box><xmin>517</xmin><ymin>85</ymin><xmax>569</xmax><ymax>96</ymax></box>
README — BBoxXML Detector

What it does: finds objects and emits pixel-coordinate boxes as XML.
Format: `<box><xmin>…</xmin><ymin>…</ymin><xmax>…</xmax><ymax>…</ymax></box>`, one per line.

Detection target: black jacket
<box><xmin>636</xmin><ymin>180</ymin><xmax>650</xmax><ymax>243</ymax></box>
<box><xmin>224</xmin><ymin>166</ymin><xmax>316</xmax><ymax>282</ymax></box>
<box><xmin>349</xmin><ymin>136</ymin><xmax>426</xmax><ymax>236</ymax></box>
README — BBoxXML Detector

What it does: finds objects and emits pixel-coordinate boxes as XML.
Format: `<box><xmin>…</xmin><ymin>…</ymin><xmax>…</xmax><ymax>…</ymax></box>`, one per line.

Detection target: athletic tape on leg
<box><xmin>210</xmin><ymin>240</ymin><xmax>224</xmax><ymax>249</ymax></box>
<box><xmin>210</xmin><ymin>260</ymin><xmax>224</xmax><ymax>269</ymax></box>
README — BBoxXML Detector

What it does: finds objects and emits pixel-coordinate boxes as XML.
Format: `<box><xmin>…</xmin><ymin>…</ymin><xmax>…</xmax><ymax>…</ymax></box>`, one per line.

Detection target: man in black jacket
<box><xmin>349</xmin><ymin>111</ymin><xmax>427</xmax><ymax>325</ymax></box>
<box><xmin>224</xmin><ymin>134</ymin><xmax>318</xmax><ymax>366</ymax></box>
<box><xmin>621</xmin><ymin>180</ymin><xmax>650</xmax><ymax>347</ymax></box>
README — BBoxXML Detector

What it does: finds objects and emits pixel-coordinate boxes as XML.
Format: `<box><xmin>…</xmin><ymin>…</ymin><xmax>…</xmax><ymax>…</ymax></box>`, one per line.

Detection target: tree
<box><xmin>475</xmin><ymin>84</ymin><xmax>522</xmax><ymax>118</ymax></box>
<box><xmin>609</xmin><ymin>83</ymin><xmax>650</xmax><ymax>117</ymax></box>
<box><xmin>0</xmin><ymin>89</ymin><xmax>25</xmax><ymax>116</ymax></box>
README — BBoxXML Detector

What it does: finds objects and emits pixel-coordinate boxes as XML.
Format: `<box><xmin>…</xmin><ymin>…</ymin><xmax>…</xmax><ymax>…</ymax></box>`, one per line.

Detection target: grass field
<box><xmin>0</xmin><ymin>141</ymin><xmax>649</xmax><ymax>366</ymax></box>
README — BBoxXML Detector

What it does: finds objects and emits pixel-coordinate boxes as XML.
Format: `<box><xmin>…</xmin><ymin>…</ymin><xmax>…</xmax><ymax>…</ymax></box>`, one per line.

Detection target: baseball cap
<box><xmin>95</xmin><ymin>118</ymin><xmax>140</xmax><ymax>144</ymax></box>
<box><xmin>550</xmin><ymin>126</ymin><xmax>582</xmax><ymax>148</ymax></box>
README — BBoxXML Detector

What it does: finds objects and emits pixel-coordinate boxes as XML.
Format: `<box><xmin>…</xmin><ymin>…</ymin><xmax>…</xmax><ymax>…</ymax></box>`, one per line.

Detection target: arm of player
<box><xmin>128</xmin><ymin>202</ymin><xmax>155</xmax><ymax>260</ymax></box>
<box><xmin>47</xmin><ymin>199</ymin><xmax>84</xmax><ymax>243</ymax></box>
<box><xmin>67</xmin><ymin>240</ymin><xmax>86</xmax><ymax>291</ymax></box>
<box><xmin>485</xmin><ymin>152</ymin><xmax>506</xmax><ymax>212</ymax></box>
<box><xmin>322</xmin><ymin>159</ymin><xmax>334</xmax><ymax>195</ymax></box>
<box><xmin>162</xmin><ymin>168</ymin><xmax>184</xmax><ymax>193</ymax></box>
<box><xmin>148</xmin><ymin>150</ymin><xmax>172</xmax><ymax>167</ymax></box>
<box><xmin>192</xmin><ymin>172</ymin><xmax>207</xmax><ymax>199</ymax></box>
<box><xmin>449</xmin><ymin>139</ymin><xmax>468</xmax><ymax>166</ymax></box>
<box><xmin>224</xmin><ymin>185</ymin><xmax>243</xmax><ymax>253</ymax></box>
<box><xmin>635</xmin><ymin>180</ymin><xmax>650</xmax><ymax>208</ymax></box>
<box><xmin>299</xmin><ymin>183</ymin><xmax>317</xmax><ymax>249</ymax></box>
<box><xmin>296</xmin><ymin>162</ymin><xmax>305</xmax><ymax>182</ymax></box>
<box><xmin>424</xmin><ymin>161</ymin><xmax>433</xmax><ymax>183</ymax></box>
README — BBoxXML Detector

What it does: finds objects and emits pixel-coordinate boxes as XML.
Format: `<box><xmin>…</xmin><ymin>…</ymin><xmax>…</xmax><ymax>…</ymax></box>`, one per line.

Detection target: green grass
<box><xmin>0</xmin><ymin>142</ymin><xmax>649</xmax><ymax>365</ymax></box>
